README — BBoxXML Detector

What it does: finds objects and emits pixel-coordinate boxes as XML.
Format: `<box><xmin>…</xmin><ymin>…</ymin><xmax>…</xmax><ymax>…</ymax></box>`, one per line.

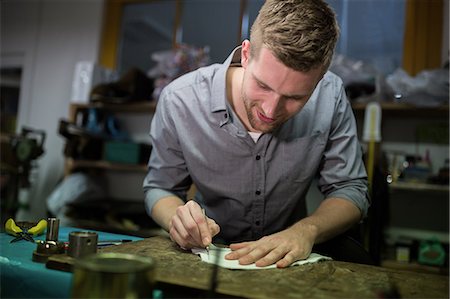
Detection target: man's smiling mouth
<box><xmin>257</xmin><ymin>111</ymin><xmax>275</xmax><ymax>124</ymax></box>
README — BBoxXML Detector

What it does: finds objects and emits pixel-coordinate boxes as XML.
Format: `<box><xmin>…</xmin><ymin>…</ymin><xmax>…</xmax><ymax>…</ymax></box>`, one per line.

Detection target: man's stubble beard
<box><xmin>241</xmin><ymin>89</ymin><xmax>284</xmax><ymax>134</ymax></box>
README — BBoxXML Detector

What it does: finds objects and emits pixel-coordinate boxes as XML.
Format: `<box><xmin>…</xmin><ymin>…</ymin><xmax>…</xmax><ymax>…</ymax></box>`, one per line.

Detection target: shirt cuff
<box><xmin>144</xmin><ymin>188</ymin><xmax>178</xmax><ymax>216</ymax></box>
<box><xmin>326</xmin><ymin>189</ymin><xmax>370</xmax><ymax>219</ymax></box>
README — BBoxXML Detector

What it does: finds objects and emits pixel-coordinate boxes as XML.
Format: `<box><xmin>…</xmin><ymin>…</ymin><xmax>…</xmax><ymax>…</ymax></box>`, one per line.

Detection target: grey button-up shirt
<box><xmin>143</xmin><ymin>47</ymin><xmax>369</xmax><ymax>244</ymax></box>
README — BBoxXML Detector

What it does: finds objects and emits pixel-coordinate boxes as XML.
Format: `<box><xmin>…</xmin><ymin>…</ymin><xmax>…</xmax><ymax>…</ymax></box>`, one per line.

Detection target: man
<box><xmin>143</xmin><ymin>0</ymin><xmax>370</xmax><ymax>268</ymax></box>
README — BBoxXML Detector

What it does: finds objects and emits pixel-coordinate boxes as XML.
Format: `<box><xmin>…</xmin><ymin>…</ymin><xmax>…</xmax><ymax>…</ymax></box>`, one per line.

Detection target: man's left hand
<box><xmin>224</xmin><ymin>224</ymin><xmax>317</xmax><ymax>268</ymax></box>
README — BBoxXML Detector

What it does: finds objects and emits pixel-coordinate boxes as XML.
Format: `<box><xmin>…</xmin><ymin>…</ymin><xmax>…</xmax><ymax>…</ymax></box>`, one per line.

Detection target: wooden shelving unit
<box><xmin>65</xmin><ymin>158</ymin><xmax>147</xmax><ymax>174</ymax></box>
<box><xmin>389</xmin><ymin>181</ymin><xmax>449</xmax><ymax>192</ymax></box>
<box><xmin>65</xmin><ymin>101</ymin><xmax>156</xmax><ymax>175</ymax></box>
<box><xmin>60</xmin><ymin>101</ymin><xmax>158</xmax><ymax>236</ymax></box>
<box><xmin>381</xmin><ymin>259</ymin><xmax>448</xmax><ymax>275</ymax></box>
<box><xmin>65</xmin><ymin>101</ymin><xmax>447</xmax><ymax>174</ymax></box>
<box><xmin>351</xmin><ymin>102</ymin><xmax>449</xmax><ymax>117</ymax></box>
<box><xmin>69</xmin><ymin>101</ymin><xmax>157</xmax><ymax>118</ymax></box>
<box><xmin>352</xmin><ymin>102</ymin><xmax>449</xmax><ymax>272</ymax></box>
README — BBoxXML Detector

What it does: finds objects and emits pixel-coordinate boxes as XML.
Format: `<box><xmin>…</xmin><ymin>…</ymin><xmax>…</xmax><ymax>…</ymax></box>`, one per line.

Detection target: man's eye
<box><xmin>257</xmin><ymin>82</ymin><xmax>270</xmax><ymax>90</ymax></box>
<box><xmin>287</xmin><ymin>95</ymin><xmax>308</xmax><ymax>102</ymax></box>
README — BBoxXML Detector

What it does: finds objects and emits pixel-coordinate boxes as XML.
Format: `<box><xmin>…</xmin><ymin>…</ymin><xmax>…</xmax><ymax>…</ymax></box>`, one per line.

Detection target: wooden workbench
<box><xmin>96</xmin><ymin>236</ymin><xmax>447</xmax><ymax>298</ymax></box>
<box><xmin>47</xmin><ymin>236</ymin><xmax>448</xmax><ymax>298</ymax></box>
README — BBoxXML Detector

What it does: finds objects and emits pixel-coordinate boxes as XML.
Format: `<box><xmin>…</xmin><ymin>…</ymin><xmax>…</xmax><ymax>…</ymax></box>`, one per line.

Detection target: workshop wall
<box><xmin>1</xmin><ymin>0</ymin><xmax>448</xmax><ymax>228</ymax></box>
<box><xmin>1</xmin><ymin>0</ymin><xmax>104</xmax><ymax>220</ymax></box>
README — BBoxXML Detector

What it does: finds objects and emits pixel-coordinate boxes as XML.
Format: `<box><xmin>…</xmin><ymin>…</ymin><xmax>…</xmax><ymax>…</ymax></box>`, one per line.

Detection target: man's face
<box><xmin>240</xmin><ymin>42</ymin><xmax>324</xmax><ymax>133</ymax></box>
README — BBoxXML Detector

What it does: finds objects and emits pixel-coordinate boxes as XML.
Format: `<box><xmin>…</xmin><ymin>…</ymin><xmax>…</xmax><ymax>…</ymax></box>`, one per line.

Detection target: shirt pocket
<box><xmin>280</xmin><ymin>133</ymin><xmax>327</xmax><ymax>184</ymax></box>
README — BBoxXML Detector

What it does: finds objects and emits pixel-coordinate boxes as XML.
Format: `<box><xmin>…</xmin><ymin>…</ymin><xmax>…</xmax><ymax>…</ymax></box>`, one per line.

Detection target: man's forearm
<box><xmin>151</xmin><ymin>196</ymin><xmax>185</xmax><ymax>231</ymax></box>
<box><xmin>291</xmin><ymin>197</ymin><xmax>361</xmax><ymax>244</ymax></box>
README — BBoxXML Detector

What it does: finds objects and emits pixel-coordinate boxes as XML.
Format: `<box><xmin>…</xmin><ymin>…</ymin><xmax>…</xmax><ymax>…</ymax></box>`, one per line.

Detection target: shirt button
<box><xmin>255</xmin><ymin>221</ymin><xmax>260</xmax><ymax>226</ymax></box>
<box><xmin>255</xmin><ymin>190</ymin><xmax>261</xmax><ymax>195</ymax></box>
<box><xmin>255</xmin><ymin>154</ymin><xmax>261</xmax><ymax>160</ymax></box>
<box><xmin>224</xmin><ymin>113</ymin><xmax>228</xmax><ymax>119</ymax></box>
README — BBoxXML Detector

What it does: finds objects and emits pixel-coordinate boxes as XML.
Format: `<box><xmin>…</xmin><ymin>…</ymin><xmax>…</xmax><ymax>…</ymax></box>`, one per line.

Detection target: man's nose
<box><xmin>262</xmin><ymin>93</ymin><xmax>282</xmax><ymax>118</ymax></box>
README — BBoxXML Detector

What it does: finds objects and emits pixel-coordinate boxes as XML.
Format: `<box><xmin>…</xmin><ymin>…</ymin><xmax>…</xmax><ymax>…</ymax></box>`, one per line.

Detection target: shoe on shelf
<box><xmin>90</xmin><ymin>68</ymin><xmax>154</xmax><ymax>103</ymax></box>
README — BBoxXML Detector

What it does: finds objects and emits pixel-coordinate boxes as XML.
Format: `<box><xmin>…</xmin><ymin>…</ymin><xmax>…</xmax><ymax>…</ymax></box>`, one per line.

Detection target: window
<box><xmin>111</xmin><ymin>0</ymin><xmax>442</xmax><ymax>77</ymax></box>
<box><xmin>328</xmin><ymin>0</ymin><xmax>406</xmax><ymax>75</ymax></box>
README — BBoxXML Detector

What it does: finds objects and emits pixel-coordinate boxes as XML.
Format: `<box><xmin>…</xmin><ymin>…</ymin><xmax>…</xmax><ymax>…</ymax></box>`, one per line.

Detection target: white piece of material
<box><xmin>192</xmin><ymin>244</ymin><xmax>332</xmax><ymax>270</ymax></box>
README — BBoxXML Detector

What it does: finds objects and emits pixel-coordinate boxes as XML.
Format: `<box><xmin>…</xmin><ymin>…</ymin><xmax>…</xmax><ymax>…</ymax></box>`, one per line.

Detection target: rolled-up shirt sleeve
<box><xmin>143</xmin><ymin>88</ymin><xmax>192</xmax><ymax>216</ymax></box>
<box><xmin>317</xmin><ymin>86</ymin><xmax>370</xmax><ymax>218</ymax></box>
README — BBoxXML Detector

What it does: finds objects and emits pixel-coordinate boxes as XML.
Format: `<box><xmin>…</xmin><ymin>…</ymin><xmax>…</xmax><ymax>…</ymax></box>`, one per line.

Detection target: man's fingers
<box><xmin>254</xmin><ymin>247</ymin><xmax>290</xmax><ymax>267</ymax></box>
<box><xmin>275</xmin><ymin>252</ymin><xmax>298</xmax><ymax>268</ymax></box>
<box><xmin>169</xmin><ymin>216</ymin><xmax>197</xmax><ymax>248</ymax></box>
<box><xmin>176</xmin><ymin>201</ymin><xmax>215</xmax><ymax>247</ymax></box>
<box><xmin>169</xmin><ymin>201</ymin><xmax>220</xmax><ymax>250</ymax></box>
<box><xmin>225</xmin><ymin>242</ymin><xmax>254</xmax><ymax>261</ymax></box>
<box><xmin>197</xmin><ymin>212</ymin><xmax>212</xmax><ymax>247</ymax></box>
<box><xmin>238</xmin><ymin>246</ymin><xmax>271</xmax><ymax>265</ymax></box>
<box><xmin>229</xmin><ymin>242</ymin><xmax>251</xmax><ymax>250</ymax></box>
<box><xmin>176</xmin><ymin>205</ymin><xmax>203</xmax><ymax>245</ymax></box>
<box><xmin>170</xmin><ymin>214</ymin><xmax>189</xmax><ymax>240</ymax></box>
<box><xmin>207</xmin><ymin>219</ymin><xmax>220</xmax><ymax>237</ymax></box>
<box><xmin>227</xmin><ymin>237</ymin><xmax>308</xmax><ymax>267</ymax></box>
<box><xmin>188</xmin><ymin>204</ymin><xmax>212</xmax><ymax>247</ymax></box>
<box><xmin>169</xmin><ymin>226</ymin><xmax>196</xmax><ymax>249</ymax></box>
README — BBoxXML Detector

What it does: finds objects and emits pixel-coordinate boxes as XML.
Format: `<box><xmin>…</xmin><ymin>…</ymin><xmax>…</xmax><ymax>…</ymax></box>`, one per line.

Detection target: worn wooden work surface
<box><xmin>48</xmin><ymin>236</ymin><xmax>449</xmax><ymax>298</ymax></box>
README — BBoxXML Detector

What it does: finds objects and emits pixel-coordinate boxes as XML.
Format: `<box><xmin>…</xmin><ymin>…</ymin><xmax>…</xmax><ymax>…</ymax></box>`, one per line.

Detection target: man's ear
<box><xmin>241</xmin><ymin>40</ymin><xmax>251</xmax><ymax>69</ymax></box>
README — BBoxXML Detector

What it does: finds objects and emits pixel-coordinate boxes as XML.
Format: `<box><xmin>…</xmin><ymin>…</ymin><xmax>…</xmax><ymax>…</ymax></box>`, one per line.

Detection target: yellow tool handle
<box><xmin>5</xmin><ymin>218</ymin><xmax>23</xmax><ymax>236</ymax></box>
<box><xmin>28</xmin><ymin>219</ymin><xmax>47</xmax><ymax>236</ymax></box>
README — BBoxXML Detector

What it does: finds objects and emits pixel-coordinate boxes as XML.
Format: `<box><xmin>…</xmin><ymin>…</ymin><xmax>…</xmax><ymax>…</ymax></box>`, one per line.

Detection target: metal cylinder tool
<box><xmin>32</xmin><ymin>217</ymin><xmax>65</xmax><ymax>263</ymax></box>
<box><xmin>72</xmin><ymin>253</ymin><xmax>155</xmax><ymax>298</ymax></box>
<box><xmin>46</xmin><ymin>217</ymin><xmax>60</xmax><ymax>241</ymax></box>
<box><xmin>67</xmin><ymin>231</ymin><xmax>98</xmax><ymax>258</ymax></box>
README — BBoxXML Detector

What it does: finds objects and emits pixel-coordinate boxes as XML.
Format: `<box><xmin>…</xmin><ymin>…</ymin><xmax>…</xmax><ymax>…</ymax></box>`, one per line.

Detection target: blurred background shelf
<box><xmin>69</xmin><ymin>101</ymin><xmax>157</xmax><ymax>117</ymax></box>
<box><xmin>58</xmin><ymin>102</ymin><xmax>156</xmax><ymax>235</ymax></box>
<box><xmin>351</xmin><ymin>103</ymin><xmax>449</xmax><ymax>117</ymax></box>
<box><xmin>65</xmin><ymin>158</ymin><xmax>147</xmax><ymax>173</ymax></box>
<box><xmin>381</xmin><ymin>259</ymin><xmax>448</xmax><ymax>275</ymax></box>
<box><xmin>389</xmin><ymin>181</ymin><xmax>449</xmax><ymax>192</ymax></box>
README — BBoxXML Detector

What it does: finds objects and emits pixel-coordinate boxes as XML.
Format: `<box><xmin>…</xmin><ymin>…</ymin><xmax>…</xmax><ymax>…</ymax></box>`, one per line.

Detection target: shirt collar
<box><xmin>210</xmin><ymin>46</ymin><xmax>242</xmax><ymax>113</ymax></box>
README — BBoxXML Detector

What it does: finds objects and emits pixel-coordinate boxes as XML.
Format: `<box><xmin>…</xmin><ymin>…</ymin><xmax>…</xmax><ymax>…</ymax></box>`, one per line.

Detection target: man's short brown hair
<box><xmin>250</xmin><ymin>0</ymin><xmax>339</xmax><ymax>72</ymax></box>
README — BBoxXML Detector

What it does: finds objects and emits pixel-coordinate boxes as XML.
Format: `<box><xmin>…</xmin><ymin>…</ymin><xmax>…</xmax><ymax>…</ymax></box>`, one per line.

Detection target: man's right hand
<box><xmin>168</xmin><ymin>200</ymin><xmax>220</xmax><ymax>249</ymax></box>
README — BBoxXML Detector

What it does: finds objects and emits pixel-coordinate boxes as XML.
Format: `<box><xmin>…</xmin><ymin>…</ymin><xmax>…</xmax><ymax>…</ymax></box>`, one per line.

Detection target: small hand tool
<box><xmin>202</xmin><ymin>208</ymin><xmax>211</xmax><ymax>253</ymax></box>
<box><xmin>5</xmin><ymin>218</ymin><xmax>47</xmax><ymax>243</ymax></box>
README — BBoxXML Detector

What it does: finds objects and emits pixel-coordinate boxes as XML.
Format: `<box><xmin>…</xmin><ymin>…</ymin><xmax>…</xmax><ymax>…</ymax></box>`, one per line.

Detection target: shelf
<box><xmin>66</xmin><ymin>158</ymin><xmax>147</xmax><ymax>173</ymax></box>
<box><xmin>381</xmin><ymin>259</ymin><xmax>448</xmax><ymax>275</ymax></box>
<box><xmin>69</xmin><ymin>101</ymin><xmax>157</xmax><ymax>115</ymax></box>
<box><xmin>64</xmin><ymin>102</ymin><xmax>155</xmax><ymax>175</ymax></box>
<box><xmin>385</xmin><ymin>227</ymin><xmax>449</xmax><ymax>244</ymax></box>
<box><xmin>351</xmin><ymin>102</ymin><xmax>449</xmax><ymax>117</ymax></box>
<box><xmin>389</xmin><ymin>181</ymin><xmax>449</xmax><ymax>192</ymax></box>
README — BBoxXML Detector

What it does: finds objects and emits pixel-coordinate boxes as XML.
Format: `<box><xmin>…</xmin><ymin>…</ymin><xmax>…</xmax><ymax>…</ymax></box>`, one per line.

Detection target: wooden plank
<box><xmin>99</xmin><ymin>0</ymin><xmax>123</xmax><ymax>69</ymax></box>
<box><xmin>390</xmin><ymin>181</ymin><xmax>449</xmax><ymax>193</ymax></box>
<box><xmin>382</xmin><ymin>259</ymin><xmax>448</xmax><ymax>276</ymax></box>
<box><xmin>402</xmin><ymin>0</ymin><xmax>444</xmax><ymax>75</ymax></box>
<box><xmin>47</xmin><ymin>236</ymin><xmax>449</xmax><ymax>299</ymax></box>
<box><xmin>68</xmin><ymin>101</ymin><xmax>157</xmax><ymax>114</ymax></box>
<box><xmin>351</xmin><ymin>103</ymin><xmax>449</xmax><ymax>118</ymax></box>
<box><xmin>66</xmin><ymin>158</ymin><xmax>147</xmax><ymax>172</ymax></box>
